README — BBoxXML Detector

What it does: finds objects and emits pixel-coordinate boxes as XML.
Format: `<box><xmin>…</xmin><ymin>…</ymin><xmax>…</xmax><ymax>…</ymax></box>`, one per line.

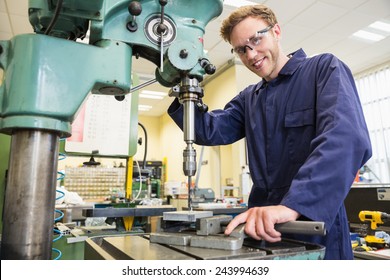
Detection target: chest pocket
<box><xmin>285</xmin><ymin>108</ymin><xmax>315</xmax><ymax>164</ymax></box>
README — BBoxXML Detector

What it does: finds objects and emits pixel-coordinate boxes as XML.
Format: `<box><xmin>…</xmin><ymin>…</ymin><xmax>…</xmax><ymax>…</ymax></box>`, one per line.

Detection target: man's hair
<box><xmin>220</xmin><ymin>5</ymin><xmax>278</xmax><ymax>43</ymax></box>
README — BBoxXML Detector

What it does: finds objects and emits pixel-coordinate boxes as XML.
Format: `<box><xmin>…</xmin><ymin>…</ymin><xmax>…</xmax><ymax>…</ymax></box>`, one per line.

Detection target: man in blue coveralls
<box><xmin>167</xmin><ymin>4</ymin><xmax>372</xmax><ymax>259</ymax></box>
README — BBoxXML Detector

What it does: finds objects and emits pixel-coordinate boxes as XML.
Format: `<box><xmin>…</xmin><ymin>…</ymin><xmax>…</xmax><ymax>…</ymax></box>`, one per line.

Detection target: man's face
<box><xmin>230</xmin><ymin>17</ymin><xmax>282</xmax><ymax>81</ymax></box>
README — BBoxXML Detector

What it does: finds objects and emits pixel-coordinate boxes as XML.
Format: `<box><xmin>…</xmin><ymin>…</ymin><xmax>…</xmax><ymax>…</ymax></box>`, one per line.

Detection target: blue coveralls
<box><xmin>168</xmin><ymin>49</ymin><xmax>372</xmax><ymax>259</ymax></box>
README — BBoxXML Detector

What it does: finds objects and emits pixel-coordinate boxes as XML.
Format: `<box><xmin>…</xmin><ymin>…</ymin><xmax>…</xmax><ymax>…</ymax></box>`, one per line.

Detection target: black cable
<box><xmin>138</xmin><ymin>123</ymin><xmax>148</xmax><ymax>169</ymax></box>
<box><xmin>44</xmin><ymin>0</ymin><xmax>64</xmax><ymax>35</ymax></box>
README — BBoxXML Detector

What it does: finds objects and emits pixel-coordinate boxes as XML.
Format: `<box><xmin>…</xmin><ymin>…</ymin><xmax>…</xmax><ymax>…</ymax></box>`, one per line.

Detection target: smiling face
<box><xmin>230</xmin><ymin>16</ymin><xmax>288</xmax><ymax>81</ymax></box>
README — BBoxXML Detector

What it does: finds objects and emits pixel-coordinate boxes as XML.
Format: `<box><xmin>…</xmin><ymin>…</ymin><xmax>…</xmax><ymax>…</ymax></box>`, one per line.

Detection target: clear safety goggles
<box><xmin>231</xmin><ymin>25</ymin><xmax>274</xmax><ymax>57</ymax></box>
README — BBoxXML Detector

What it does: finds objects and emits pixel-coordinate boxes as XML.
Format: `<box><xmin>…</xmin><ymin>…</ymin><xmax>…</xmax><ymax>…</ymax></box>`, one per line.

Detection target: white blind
<box><xmin>355</xmin><ymin>63</ymin><xmax>390</xmax><ymax>183</ymax></box>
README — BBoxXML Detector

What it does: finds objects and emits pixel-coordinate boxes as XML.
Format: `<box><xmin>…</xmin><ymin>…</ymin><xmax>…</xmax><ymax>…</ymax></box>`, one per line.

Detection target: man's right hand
<box><xmin>224</xmin><ymin>205</ymin><xmax>300</xmax><ymax>242</ymax></box>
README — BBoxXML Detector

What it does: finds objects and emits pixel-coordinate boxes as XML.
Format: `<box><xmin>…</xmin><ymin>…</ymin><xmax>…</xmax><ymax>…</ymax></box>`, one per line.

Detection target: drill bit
<box><xmin>188</xmin><ymin>175</ymin><xmax>193</xmax><ymax>211</ymax></box>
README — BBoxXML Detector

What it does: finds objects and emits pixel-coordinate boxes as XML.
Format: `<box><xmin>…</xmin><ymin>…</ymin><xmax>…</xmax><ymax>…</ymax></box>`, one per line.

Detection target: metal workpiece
<box><xmin>1</xmin><ymin>130</ymin><xmax>59</xmax><ymax>260</ymax></box>
<box><xmin>196</xmin><ymin>215</ymin><xmax>232</xmax><ymax>236</ymax></box>
<box><xmin>150</xmin><ymin>231</ymin><xmax>244</xmax><ymax>250</ymax></box>
<box><xmin>150</xmin><ymin>232</ymin><xmax>193</xmax><ymax>246</ymax></box>
<box><xmin>163</xmin><ymin>210</ymin><xmax>213</xmax><ymax>222</ymax></box>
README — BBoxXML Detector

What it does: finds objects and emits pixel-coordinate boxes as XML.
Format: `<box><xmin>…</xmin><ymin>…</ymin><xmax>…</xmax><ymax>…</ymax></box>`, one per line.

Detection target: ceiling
<box><xmin>1</xmin><ymin>0</ymin><xmax>390</xmax><ymax>117</ymax></box>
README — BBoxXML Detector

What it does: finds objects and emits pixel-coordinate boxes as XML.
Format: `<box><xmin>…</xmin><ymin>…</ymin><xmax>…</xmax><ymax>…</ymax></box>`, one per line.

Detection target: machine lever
<box><xmin>129</xmin><ymin>78</ymin><xmax>157</xmax><ymax>93</ymax></box>
<box><xmin>158</xmin><ymin>0</ymin><xmax>168</xmax><ymax>72</ymax></box>
<box><xmin>275</xmin><ymin>221</ymin><xmax>326</xmax><ymax>236</ymax></box>
<box><xmin>220</xmin><ymin>220</ymin><xmax>326</xmax><ymax>237</ymax></box>
<box><xmin>127</xmin><ymin>1</ymin><xmax>142</xmax><ymax>32</ymax></box>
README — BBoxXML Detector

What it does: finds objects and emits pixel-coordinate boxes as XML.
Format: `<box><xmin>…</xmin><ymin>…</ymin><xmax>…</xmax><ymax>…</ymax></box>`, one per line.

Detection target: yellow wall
<box><xmin>159</xmin><ymin>113</ymin><xmax>186</xmax><ymax>183</ymax></box>
<box><xmin>134</xmin><ymin>115</ymin><xmax>163</xmax><ymax>162</ymax></box>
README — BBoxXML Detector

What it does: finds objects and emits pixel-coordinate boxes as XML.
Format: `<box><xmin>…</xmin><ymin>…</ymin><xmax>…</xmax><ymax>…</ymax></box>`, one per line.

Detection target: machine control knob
<box><xmin>115</xmin><ymin>95</ymin><xmax>125</xmax><ymax>101</ymax></box>
<box><xmin>199</xmin><ymin>58</ymin><xmax>216</xmax><ymax>75</ymax></box>
<box><xmin>196</xmin><ymin>101</ymin><xmax>208</xmax><ymax>113</ymax></box>
<box><xmin>128</xmin><ymin>1</ymin><xmax>142</xmax><ymax>16</ymax></box>
<box><xmin>157</xmin><ymin>23</ymin><xmax>167</xmax><ymax>35</ymax></box>
<box><xmin>179</xmin><ymin>49</ymin><xmax>188</xmax><ymax>59</ymax></box>
<box><xmin>127</xmin><ymin>1</ymin><xmax>142</xmax><ymax>32</ymax></box>
<box><xmin>159</xmin><ymin>0</ymin><xmax>168</xmax><ymax>7</ymax></box>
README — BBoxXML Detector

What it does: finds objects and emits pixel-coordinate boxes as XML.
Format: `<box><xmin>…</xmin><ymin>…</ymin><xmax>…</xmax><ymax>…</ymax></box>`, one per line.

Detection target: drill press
<box><xmin>0</xmin><ymin>0</ymin><xmax>223</xmax><ymax>259</ymax></box>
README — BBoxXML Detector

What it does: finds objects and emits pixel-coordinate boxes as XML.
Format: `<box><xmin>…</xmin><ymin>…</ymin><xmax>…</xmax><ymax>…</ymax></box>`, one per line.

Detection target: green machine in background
<box><xmin>0</xmin><ymin>0</ymin><xmax>223</xmax><ymax>259</ymax></box>
<box><xmin>132</xmin><ymin>160</ymin><xmax>163</xmax><ymax>200</ymax></box>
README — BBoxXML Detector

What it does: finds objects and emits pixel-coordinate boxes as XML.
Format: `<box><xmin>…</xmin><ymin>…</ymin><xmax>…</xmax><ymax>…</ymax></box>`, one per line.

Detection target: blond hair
<box><xmin>220</xmin><ymin>5</ymin><xmax>278</xmax><ymax>43</ymax></box>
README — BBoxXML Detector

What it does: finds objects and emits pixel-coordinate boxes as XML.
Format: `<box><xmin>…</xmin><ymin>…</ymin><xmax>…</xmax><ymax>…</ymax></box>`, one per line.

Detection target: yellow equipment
<box><xmin>359</xmin><ymin>210</ymin><xmax>390</xmax><ymax>248</ymax></box>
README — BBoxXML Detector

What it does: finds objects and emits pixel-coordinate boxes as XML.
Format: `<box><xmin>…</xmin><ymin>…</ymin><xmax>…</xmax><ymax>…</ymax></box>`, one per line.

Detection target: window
<box><xmin>355</xmin><ymin>64</ymin><xmax>390</xmax><ymax>183</ymax></box>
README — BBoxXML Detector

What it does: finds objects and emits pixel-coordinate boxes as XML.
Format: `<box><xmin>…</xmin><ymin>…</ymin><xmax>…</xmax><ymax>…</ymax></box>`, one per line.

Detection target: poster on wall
<box><xmin>65</xmin><ymin>94</ymin><xmax>132</xmax><ymax>157</ymax></box>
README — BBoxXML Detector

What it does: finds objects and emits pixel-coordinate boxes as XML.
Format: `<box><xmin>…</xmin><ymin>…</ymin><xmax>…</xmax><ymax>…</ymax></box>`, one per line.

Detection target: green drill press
<box><xmin>0</xmin><ymin>0</ymin><xmax>223</xmax><ymax>259</ymax></box>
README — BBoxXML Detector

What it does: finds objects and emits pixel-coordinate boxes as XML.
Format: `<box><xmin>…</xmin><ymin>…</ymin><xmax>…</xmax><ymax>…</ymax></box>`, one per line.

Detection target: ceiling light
<box><xmin>139</xmin><ymin>90</ymin><xmax>167</xmax><ymax>99</ymax></box>
<box><xmin>224</xmin><ymin>0</ymin><xmax>257</xmax><ymax>8</ymax></box>
<box><xmin>138</xmin><ymin>105</ymin><xmax>152</xmax><ymax>111</ymax></box>
<box><xmin>352</xmin><ymin>30</ymin><xmax>385</xmax><ymax>42</ymax></box>
<box><xmin>139</xmin><ymin>94</ymin><xmax>164</xmax><ymax>100</ymax></box>
<box><xmin>369</xmin><ymin>21</ymin><xmax>390</xmax><ymax>33</ymax></box>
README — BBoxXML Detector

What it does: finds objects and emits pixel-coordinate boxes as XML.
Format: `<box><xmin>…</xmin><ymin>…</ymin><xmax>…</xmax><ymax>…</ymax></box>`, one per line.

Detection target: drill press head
<box><xmin>29</xmin><ymin>0</ymin><xmax>223</xmax><ymax>87</ymax></box>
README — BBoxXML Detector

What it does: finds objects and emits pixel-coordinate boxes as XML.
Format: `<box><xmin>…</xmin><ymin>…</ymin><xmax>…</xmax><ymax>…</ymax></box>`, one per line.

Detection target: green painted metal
<box><xmin>29</xmin><ymin>0</ymin><xmax>104</xmax><ymax>39</ymax></box>
<box><xmin>28</xmin><ymin>0</ymin><xmax>223</xmax><ymax>85</ymax></box>
<box><xmin>0</xmin><ymin>34</ymin><xmax>132</xmax><ymax>138</ymax></box>
<box><xmin>1</xmin><ymin>0</ymin><xmax>223</xmax><ymax>150</ymax></box>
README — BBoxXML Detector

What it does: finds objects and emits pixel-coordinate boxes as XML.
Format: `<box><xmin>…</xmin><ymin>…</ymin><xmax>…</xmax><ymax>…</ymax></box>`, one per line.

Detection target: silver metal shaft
<box><xmin>182</xmin><ymin>97</ymin><xmax>196</xmax><ymax>211</ymax></box>
<box><xmin>183</xmin><ymin>100</ymin><xmax>195</xmax><ymax>143</ymax></box>
<box><xmin>129</xmin><ymin>78</ymin><xmax>157</xmax><ymax>93</ymax></box>
<box><xmin>1</xmin><ymin>129</ymin><xmax>59</xmax><ymax>259</ymax></box>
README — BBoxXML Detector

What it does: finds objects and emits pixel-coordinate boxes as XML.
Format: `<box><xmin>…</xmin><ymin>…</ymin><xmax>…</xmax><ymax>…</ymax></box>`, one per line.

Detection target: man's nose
<box><xmin>244</xmin><ymin>46</ymin><xmax>257</xmax><ymax>60</ymax></box>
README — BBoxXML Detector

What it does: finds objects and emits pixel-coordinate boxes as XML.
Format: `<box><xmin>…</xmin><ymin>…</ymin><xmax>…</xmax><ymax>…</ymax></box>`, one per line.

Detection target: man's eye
<box><xmin>237</xmin><ymin>47</ymin><xmax>245</xmax><ymax>54</ymax></box>
<box><xmin>251</xmin><ymin>36</ymin><xmax>261</xmax><ymax>45</ymax></box>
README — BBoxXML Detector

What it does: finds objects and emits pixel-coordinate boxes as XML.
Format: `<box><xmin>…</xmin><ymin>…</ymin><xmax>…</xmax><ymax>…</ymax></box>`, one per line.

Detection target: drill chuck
<box><xmin>183</xmin><ymin>146</ymin><xmax>196</xmax><ymax>176</ymax></box>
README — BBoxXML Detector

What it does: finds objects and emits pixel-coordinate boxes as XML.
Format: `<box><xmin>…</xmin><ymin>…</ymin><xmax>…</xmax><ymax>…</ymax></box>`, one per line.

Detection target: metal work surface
<box><xmin>85</xmin><ymin>215</ymin><xmax>326</xmax><ymax>260</ymax></box>
<box><xmin>84</xmin><ymin>234</ymin><xmax>325</xmax><ymax>260</ymax></box>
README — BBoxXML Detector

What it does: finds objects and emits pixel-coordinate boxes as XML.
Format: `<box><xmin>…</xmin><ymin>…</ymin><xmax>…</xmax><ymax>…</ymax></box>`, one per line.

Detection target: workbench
<box><xmin>353</xmin><ymin>249</ymin><xmax>390</xmax><ymax>260</ymax></box>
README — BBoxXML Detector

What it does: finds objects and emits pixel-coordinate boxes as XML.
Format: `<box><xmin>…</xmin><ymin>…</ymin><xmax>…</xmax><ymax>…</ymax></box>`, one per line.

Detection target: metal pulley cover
<box><xmin>167</xmin><ymin>40</ymin><xmax>199</xmax><ymax>71</ymax></box>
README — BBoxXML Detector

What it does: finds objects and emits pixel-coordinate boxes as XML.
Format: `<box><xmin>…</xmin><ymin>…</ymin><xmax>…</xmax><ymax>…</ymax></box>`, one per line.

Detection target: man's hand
<box><xmin>224</xmin><ymin>205</ymin><xmax>300</xmax><ymax>242</ymax></box>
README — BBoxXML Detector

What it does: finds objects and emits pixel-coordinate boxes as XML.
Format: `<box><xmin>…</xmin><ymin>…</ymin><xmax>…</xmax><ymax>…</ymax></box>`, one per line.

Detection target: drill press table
<box><xmin>84</xmin><ymin>234</ymin><xmax>325</xmax><ymax>260</ymax></box>
<box><xmin>84</xmin><ymin>213</ymin><xmax>325</xmax><ymax>260</ymax></box>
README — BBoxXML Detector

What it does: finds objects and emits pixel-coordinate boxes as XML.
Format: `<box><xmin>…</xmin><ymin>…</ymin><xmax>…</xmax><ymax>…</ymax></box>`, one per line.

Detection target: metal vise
<box><xmin>151</xmin><ymin>214</ymin><xmax>326</xmax><ymax>251</ymax></box>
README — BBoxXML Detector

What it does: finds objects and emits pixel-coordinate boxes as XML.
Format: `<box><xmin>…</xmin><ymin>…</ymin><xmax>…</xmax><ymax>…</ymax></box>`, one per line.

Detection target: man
<box><xmin>168</xmin><ymin>5</ymin><xmax>372</xmax><ymax>259</ymax></box>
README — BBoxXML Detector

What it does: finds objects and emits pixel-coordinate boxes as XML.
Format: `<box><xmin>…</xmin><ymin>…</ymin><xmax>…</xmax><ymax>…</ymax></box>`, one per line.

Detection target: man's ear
<box><xmin>273</xmin><ymin>23</ymin><xmax>282</xmax><ymax>40</ymax></box>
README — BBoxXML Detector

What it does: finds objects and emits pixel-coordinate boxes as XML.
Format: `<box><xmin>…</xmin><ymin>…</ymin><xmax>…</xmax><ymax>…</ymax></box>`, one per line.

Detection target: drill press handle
<box><xmin>275</xmin><ymin>221</ymin><xmax>326</xmax><ymax>236</ymax></box>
